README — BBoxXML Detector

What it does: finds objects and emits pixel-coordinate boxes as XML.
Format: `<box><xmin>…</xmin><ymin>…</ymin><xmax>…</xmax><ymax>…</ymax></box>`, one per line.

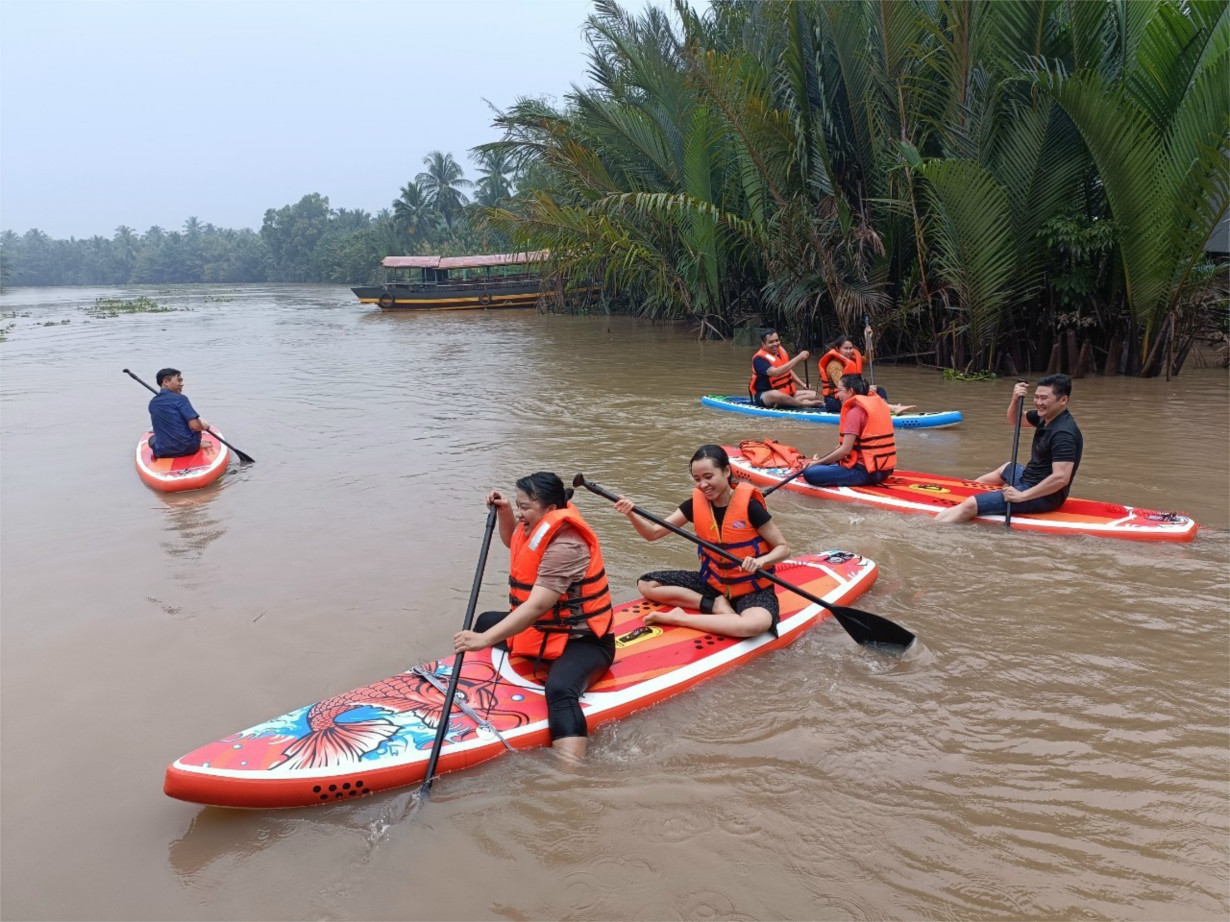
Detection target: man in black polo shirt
<box><xmin>936</xmin><ymin>374</ymin><xmax>1083</xmax><ymax>523</ymax></box>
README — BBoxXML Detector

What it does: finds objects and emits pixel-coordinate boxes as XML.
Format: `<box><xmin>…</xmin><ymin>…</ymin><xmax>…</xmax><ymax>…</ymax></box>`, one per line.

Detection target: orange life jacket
<box><xmin>817</xmin><ymin>348</ymin><xmax>863</xmax><ymax>398</ymax></box>
<box><xmin>692</xmin><ymin>483</ymin><xmax>775</xmax><ymax>597</ymax></box>
<box><xmin>507</xmin><ymin>504</ymin><xmax>613</xmax><ymax>661</ymax></box>
<box><xmin>748</xmin><ymin>347</ymin><xmax>797</xmax><ymax>397</ymax></box>
<box><xmin>838</xmin><ymin>394</ymin><xmax>897</xmax><ymax>472</ymax></box>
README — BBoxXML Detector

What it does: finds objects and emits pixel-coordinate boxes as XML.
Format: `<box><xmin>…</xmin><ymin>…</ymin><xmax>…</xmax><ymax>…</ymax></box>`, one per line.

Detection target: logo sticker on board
<box><xmin>906</xmin><ymin>484</ymin><xmax>951</xmax><ymax>494</ymax></box>
<box><xmin>615</xmin><ymin>625</ymin><xmax>664</xmax><ymax>648</ymax></box>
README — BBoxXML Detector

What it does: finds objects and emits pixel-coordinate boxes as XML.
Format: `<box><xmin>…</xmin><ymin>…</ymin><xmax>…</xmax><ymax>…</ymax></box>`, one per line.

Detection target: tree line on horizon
<box><xmin>2</xmin><ymin>0</ymin><xmax>1226</xmax><ymax>378</ymax></box>
<box><xmin>0</xmin><ymin>148</ymin><xmax>517</xmax><ymax>289</ymax></box>
<box><xmin>478</xmin><ymin>0</ymin><xmax>1228</xmax><ymax>378</ymax></box>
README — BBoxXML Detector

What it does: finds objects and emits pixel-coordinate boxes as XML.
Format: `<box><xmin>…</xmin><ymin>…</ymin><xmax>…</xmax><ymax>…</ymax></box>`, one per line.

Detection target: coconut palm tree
<box><xmin>416</xmin><ymin>151</ymin><xmax>473</xmax><ymax>228</ymax></box>
<box><xmin>392</xmin><ymin>180</ymin><xmax>430</xmax><ymax>239</ymax></box>
<box><xmin>471</xmin><ymin>148</ymin><xmax>516</xmax><ymax>207</ymax></box>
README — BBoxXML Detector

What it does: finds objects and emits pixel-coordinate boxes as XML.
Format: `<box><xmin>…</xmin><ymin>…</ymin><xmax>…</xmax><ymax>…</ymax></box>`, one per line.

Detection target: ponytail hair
<box><xmin>515</xmin><ymin>472</ymin><xmax>572</xmax><ymax>509</ymax></box>
<box><xmin>839</xmin><ymin>373</ymin><xmax>870</xmax><ymax>396</ymax></box>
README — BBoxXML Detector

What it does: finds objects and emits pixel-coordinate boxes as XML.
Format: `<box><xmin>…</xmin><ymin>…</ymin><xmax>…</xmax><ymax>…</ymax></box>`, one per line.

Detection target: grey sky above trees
<box><xmin>0</xmin><ymin>0</ymin><xmax>593</xmax><ymax>238</ymax></box>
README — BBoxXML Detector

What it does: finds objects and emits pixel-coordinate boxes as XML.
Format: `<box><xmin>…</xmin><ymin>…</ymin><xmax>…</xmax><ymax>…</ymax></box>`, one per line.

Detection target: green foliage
<box><xmin>84</xmin><ymin>296</ymin><xmax>180</xmax><ymax>318</ymax></box>
<box><xmin>942</xmin><ymin>368</ymin><xmax>999</xmax><ymax>381</ymax></box>
<box><xmin>476</xmin><ymin>0</ymin><xmax>1227</xmax><ymax>374</ymax></box>
<box><xmin>1</xmin><ymin>147</ymin><xmax>506</xmax><ymax>288</ymax></box>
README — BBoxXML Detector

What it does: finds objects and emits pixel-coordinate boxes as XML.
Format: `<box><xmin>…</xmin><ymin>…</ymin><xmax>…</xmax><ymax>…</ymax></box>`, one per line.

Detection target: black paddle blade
<box><xmin>828</xmin><ymin>603</ymin><xmax>915</xmax><ymax>651</ymax></box>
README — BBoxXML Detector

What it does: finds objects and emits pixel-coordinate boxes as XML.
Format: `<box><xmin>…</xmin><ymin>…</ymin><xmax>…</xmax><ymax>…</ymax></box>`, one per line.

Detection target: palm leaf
<box><xmin>918</xmin><ymin>158</ymin><xmax>1019</xmax><ymax>358</ymax></box>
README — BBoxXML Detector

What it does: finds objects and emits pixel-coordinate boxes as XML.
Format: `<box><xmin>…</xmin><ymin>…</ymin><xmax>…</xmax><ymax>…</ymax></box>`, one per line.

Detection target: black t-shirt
<box><xmin>678</xmin><ymin>497</ymin><xmax>772</xmax><ymax>529</ymax></box>
<box><xmin>1022</xmin><ymin>408</ymin><xmax>1083</xmax><ymax>500</ymax></box>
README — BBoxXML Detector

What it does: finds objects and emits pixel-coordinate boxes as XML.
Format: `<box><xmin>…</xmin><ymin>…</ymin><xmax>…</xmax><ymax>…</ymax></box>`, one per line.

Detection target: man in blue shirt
<box><xmin>148</xmin><ymin>368</ymin><xmax>210</xmax><ymax>459</ymax></box>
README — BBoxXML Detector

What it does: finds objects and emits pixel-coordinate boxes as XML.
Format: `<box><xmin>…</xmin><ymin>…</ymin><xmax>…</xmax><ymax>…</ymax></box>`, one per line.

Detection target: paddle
<box><xmin>573</xmin><ymin>473</ymin><xmax>915</xmax><ymax>651</ymax></box>
<box><xmin>763</xmin><ymin>465</ymin><xmax>810</xmax><ymax>496</ymax></box>
<box><xmin>1005</xmin><ymin>380</ymin><xmax>1027</xmax><ymax>529</ymax></box>
<box><xmin>863</xmin><ymin>315</ymin><xmax>875</xmax><ymax>386</ymax></box>
<box><xmin>421</xmin><ymin>504</ymin><xmax>499</xmax><ymax>797</ymax></box>
<box><xmin>123</xmin><ymin>368</ymin><xmax>255</xmax><ymax>464</ymax></box>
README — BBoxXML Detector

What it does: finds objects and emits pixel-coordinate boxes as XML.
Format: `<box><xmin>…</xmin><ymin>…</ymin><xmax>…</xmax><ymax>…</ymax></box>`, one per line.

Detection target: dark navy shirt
<box><xmin>149</xmin><ymin>389</ymin><xmax>201</xmax><ymax>455</ymax></box>
<box><xmin>751</xmin><ymin>355</ymin><xmax>782</xmax><ymax>395</ymax></box>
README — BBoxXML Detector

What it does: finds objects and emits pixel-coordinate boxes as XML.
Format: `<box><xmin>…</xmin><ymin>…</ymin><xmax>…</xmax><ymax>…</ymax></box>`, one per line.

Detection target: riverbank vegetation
<box><xmin>481</xmin><ymin>0</ymin><xmax>1228</xmax><ymax>378</ymax></box>
<box><xmin>2</xmin><ymin>0</ymin><xmax>1225</xmax><ymax>378</ymax></box>
<box><xmin>0</xmin><ymin>149</ymin><xmax>516</xmax><ymax>289</ymax></box>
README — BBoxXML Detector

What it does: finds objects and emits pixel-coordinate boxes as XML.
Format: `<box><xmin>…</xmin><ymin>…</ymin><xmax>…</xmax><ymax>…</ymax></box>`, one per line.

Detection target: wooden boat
<box><xmin>352</xmin><ymin>251</ymin><xmax>547</xmax><ymax>311</ymax></box>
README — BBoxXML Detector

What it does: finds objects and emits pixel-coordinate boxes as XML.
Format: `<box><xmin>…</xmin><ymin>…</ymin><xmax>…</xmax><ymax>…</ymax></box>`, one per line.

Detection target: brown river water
<box><xmin>1</xmin><ymin>285</ymin><xmax>1227</xmax><ymax>921</ymax></box>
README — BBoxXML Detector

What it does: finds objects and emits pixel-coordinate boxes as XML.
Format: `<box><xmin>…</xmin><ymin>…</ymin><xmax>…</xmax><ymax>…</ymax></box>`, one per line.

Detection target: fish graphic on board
<box><xmin>275</xmin><ymin>663</ymin><xmax>530</xmax><ymax>770</ymax></box>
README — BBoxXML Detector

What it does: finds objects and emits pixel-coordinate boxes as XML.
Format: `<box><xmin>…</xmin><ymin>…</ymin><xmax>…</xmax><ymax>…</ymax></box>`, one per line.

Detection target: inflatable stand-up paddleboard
<box><xmin>135</xmin><ymin>430</ymin><xmax>230</xmax><ymax>493</ymax></box>
<box><xmin>165</xmin><ymin>551</ymin><xmax>878</xmax><ymax>808</ymax></box>
<box><xmin>702</xmin><ymin>395</ymin><xmax>963</xmax><ymax>429</ymax></box>
<box><xmin>727</xmin><ymin>447</ymin><xmax>1196</xmax><ymax>542</ymax></box>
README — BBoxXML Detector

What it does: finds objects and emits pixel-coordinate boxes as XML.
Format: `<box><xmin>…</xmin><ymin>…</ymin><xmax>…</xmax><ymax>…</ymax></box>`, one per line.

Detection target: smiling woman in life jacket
<box><xmin>453</xmin><ymin>472</ymin><xmax>615</xmax><ymax>762</ymax></box>
<box><xmin>802</xmin><ymin>374</ymin><xmax>898</xmax><ymax>487</ymax></box>
<box><xmin>612</xmin><ymin>445</ymin><xmax>791</xmax><ymax>639</ymax></box>
<box><xmin>817</xmin><ymin>335</ymin><xmax>889</xmax><ymax>412</ymax></box>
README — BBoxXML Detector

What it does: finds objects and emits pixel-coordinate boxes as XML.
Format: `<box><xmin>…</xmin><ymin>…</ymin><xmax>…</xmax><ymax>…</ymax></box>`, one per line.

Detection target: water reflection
<box><xmin>155</xmin><ymin>484</ymin><xmax>227</xmax><ymax>561</ymax></box>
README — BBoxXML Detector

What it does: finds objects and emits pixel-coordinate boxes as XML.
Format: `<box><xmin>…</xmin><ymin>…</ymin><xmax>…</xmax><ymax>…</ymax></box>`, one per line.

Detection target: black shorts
<box><xmin>639</xmin><ymin>569</ymin><xmax>780</xmax><ymax>629</ymax></box>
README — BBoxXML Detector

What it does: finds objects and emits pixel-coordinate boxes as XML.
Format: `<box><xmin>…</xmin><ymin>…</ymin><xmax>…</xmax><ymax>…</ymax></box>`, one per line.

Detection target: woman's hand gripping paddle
<box><xmin>122</xmin><ymin>368</ymin><xmax>255</xmax><ymax>464</ymax></box>
<box><xmin>420</xmin><ymin>504</ymin><xmax>499</xmax><ymax>797</ymax></box>
<box><xmin>573</xmin><ymin>474</ymin><xmax>915</xmax><ymax>652</ymax></box>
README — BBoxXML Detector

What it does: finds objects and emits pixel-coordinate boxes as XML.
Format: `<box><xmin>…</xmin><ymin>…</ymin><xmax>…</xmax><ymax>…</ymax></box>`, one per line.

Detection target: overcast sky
<box><xmin>0</xmin><ymin>0</ymin><xmax>602</xmax><ymax>239</ymax></box>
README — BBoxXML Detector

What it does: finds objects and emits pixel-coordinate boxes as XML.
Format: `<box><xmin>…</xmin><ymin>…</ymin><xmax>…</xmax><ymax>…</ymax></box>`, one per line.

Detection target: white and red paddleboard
<box><xmin>164</xmin><ymin>551</ymin><xmax>878</xmax><ymax>808</ymax></box>
<box><xmin>135</xmin><ymin>430</ymin><xmax>229</xmax><ymax>493</ymax></box>
<box><xmin>727</xmin><ymin>446</ymin><xmax>1197</xmax><ymax>542</ymax></box>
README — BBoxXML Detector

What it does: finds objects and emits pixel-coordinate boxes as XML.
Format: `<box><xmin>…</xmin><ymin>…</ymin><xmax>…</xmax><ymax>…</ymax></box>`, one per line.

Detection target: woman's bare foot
<box><xmin>643</xmin><ymin>607</ymin><xmax>688</xmax><ymax>627</ymax></box>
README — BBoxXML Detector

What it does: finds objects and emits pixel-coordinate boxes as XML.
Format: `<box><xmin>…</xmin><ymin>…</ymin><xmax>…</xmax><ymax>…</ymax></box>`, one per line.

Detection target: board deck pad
<box><xmin>701</xmin><ymin>395</ymin><xmax>962</xmax><ymax>429</ymax></box>
<box><xmin>164</xmin><ymin>552</ymin><xmax>877</xmax><ymax>808</ymax></box>
<box><xmin>727</xmin><ymin>447</ymin><xmax>1196</xmax><ymax>542</ymax></box>
<box><xmin>135</xmin><ymin>430</ymin><xmax>229</xmax><ymax>492</ymax></box>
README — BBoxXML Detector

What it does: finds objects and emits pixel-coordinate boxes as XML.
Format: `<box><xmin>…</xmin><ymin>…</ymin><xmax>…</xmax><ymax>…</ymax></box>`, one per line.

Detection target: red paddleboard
<box><xmin>164</xmin><ymin>551</ymin><xmax>878</xmax><ymax>809</ymax></box>
<box><xmin>727</xmin><ymin>446</ymin><xmax>1196</xmax><ymax>542</ymax></box>
<box><xmin>135</xmin><ymin>430</ymin><xmax>229</xmax><ymax>493</ymax></box>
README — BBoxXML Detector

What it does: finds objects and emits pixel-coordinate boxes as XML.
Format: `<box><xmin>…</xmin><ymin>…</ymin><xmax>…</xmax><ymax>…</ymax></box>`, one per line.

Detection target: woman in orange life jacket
<box><xmin>802</xmin><ymin>374</ymin><xmax>898</xmax><ymax>487</ymax></box>
<box><xmin>453</xmin><ymin>472</ymin><xmax>615</xmax><ymax>761</ymax></box>
<box><xmin>817</xmin><ymin>334</ymin><xmax>882</xmax><ymax>411</ymax></box>
<box><xmin>612</xmin><ymin>445</ymin><xmax>791</xmax><ymax>638</ymax></box>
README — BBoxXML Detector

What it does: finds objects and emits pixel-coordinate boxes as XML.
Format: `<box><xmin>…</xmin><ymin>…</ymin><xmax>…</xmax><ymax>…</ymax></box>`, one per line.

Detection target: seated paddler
<box><xmin>453</xmin><ymin>472</ymin><xmax>615</xmax><ymax>762</ymax></box>
<box><xmin>613</xmin><ymin>444</ymin><xmax>791</xmax><ymax>639</ymax></box>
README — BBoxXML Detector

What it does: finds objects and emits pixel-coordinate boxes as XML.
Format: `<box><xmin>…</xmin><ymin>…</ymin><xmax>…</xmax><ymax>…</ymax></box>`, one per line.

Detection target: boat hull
<box><xmin>351</xmin><ymin>284</ymin><xmax>540</xmax><ymax>311</ymax></box>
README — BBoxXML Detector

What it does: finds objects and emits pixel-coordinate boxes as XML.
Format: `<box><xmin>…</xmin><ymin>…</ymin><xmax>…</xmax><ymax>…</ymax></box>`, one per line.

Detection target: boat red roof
<box><xmin>382</xmin><ymin>250</ymin><xmax>549</xmax><ymax>270</ymax></box>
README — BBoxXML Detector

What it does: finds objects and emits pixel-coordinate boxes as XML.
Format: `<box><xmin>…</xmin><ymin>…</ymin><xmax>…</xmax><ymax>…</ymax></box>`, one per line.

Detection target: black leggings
<box><xmin>475</xmin><ymin>610</ymin><xmax>615</xmax><ymax>740</ymax></box>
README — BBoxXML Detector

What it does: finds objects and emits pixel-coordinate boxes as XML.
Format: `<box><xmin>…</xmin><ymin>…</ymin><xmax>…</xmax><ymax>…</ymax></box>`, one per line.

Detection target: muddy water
<box><xmin>1</xmin><ymin>285</ymin><xmax>1227</xmax><ymax>922</ymax></box>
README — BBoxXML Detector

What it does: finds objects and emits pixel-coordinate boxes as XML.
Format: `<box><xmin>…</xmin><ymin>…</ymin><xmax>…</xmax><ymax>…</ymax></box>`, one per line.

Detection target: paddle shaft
<box><xmin>1005</xmin><ymin>383</ymin><xmax>1026</xmax><ymax>528</ymax></box>
<box><xmin>576</xmin><ymin>475</ymin><xmax>914</xmax><ymax>650</ymax></box>
<box><xmin>864</xmin><ymin>315</ymin><xmax>875</xmax><ymax>386</ymax></box>
<box><xmin>763</xmin><ymin>466</ymin><xmax>808</xmax><ymax>496</ymax></box>
<box><xmin>421</xmin><ymin>504</ymin><xmax>499</xmax><ymax>796</ymax></box>
<box><xmin>122</xmin><ymin>368</ymin><xmax>254</xmax><ymax>464</ymax></box>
